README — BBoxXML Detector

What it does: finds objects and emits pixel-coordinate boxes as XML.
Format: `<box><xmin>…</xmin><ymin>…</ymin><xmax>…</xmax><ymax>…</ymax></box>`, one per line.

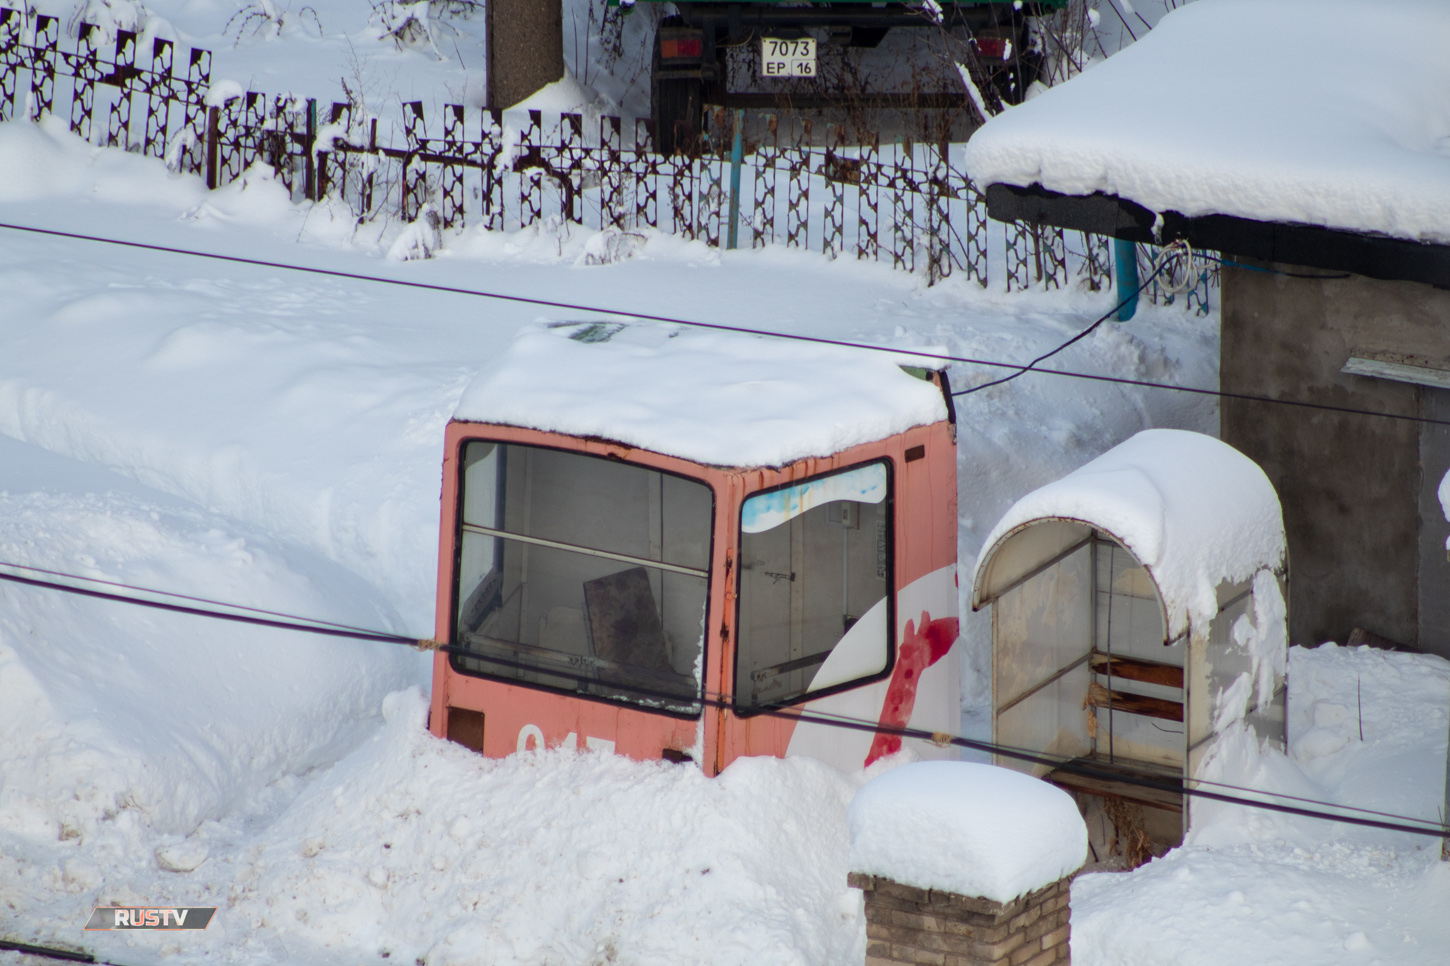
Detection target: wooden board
<box><xmin>1046</xmin><ymin>758</ymin><xmax>1184</xmax><ymax>813</ymax></box>
<box><xmin>583</xmin><ymin>567</ymin><xmax>672</xmax><ymax>671</ymax></box>
<box><xmin>1087</xmin><ymin>681</ymin><xmax>1183</xmax><ymax>722</ymax></box>
<box><xmin>1090</xmin><ymin>651</ymin><xmax>1185</xmax><ymax>689</ymax></box>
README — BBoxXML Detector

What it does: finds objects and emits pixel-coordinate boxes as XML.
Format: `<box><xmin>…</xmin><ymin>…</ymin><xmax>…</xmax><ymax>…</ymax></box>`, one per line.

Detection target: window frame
<box><xmin>447</xmin><ymin>436</ymin><xmax>717</xmax><ymax>720</ymax></box>
<box><xmin>730</xmin><ymin>456</ymin><xmax>897</xmax><ymax>717</ymax></box>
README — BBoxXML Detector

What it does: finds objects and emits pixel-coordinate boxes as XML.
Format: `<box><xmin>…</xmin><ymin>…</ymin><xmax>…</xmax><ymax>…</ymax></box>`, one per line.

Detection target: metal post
<box><xmin>1114</xmin><ymin>238</ymin><xmax>1139</xmax><ymax>322</ymax></box>
<box><xmin>1443</xmin><ymin>679</ymin><xmax>1449</xmax><ymax>860</ymax></box>
<box><xmin>726</xmin><ymin>108</ymin><xmax>744</xmax><ymax>251</ymax></box>
<box><xmin>304</xmin><ymin>97</ymin><xmax>317</xmax><ymax>201</ymax></box>
<box><xmin>205</xmin><ymin>105</ymin><xmax>219</xmax><ymax>190</ymax></box>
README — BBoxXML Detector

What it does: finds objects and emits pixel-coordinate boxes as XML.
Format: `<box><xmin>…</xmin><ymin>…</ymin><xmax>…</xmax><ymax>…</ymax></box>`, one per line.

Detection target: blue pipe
<box><xmin>1114</xmin><ymin>238</ymin><xmax>1139</xmax><ymax>322</ymax></box>
<box><xmin>726</xmin><ymin>109</ymin><xmax>744</xmax><ymax>250</ymax></box>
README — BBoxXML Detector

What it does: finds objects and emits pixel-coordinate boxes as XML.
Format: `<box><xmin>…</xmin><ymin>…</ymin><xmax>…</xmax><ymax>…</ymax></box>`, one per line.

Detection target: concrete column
<box><xmin>1220</xmin><ymin>262</ymin><xmax>1450</xmax><ymax>653</ymax></box>
<box><xmin>486</xmin><ymin>0</ymin><xmax>564</xmax><ymax>111</ymax></box>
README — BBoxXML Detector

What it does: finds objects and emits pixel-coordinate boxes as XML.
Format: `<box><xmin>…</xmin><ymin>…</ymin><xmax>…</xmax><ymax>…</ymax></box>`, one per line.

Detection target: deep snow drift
<box><xmin>0</xmin><ymin>93</ymin><xmax>1436</xmax><ymax>966</ymax></box>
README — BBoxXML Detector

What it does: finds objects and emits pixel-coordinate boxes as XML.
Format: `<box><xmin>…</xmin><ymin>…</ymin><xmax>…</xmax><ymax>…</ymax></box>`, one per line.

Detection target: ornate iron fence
<box><xmin>0</xmin><ymin>9</ymin><xmax>1211</xmax><ymax>310</ymax></box>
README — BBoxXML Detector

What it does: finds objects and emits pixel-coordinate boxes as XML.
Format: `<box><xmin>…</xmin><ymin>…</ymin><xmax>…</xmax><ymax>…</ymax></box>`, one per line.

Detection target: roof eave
<box><xmin>985</xmin><ymin>182</ymin><xmax>1450</xmax><ymax>291</ymax></box>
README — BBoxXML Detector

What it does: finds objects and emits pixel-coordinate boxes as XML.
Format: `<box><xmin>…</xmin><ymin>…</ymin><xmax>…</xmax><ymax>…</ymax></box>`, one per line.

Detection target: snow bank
<box><xmin>964</xmin><ymin>0</ymin><xmax>1450</xmax><ymax>244</ymax></box>
<box><xmin>0</xmin><ymin>435</ymin><xmax>417</xmax><ymax>843</ymax></box>
<box><xmin>1074</xmin><ymin>643</ymin><xmax>1450</xmax><ymax>965</ymax></box>
<box><xmin>973</xmin><ymin>430</ymin><xmax>1284</xmax><ymax>639</ymax></box>
<box><xmin>847</xmin><ymin>761</ymin><xmax>1086</xmax><ymax>903</ymax></box>
<box><xmin>217</xmin><ymin>692</ymin><xmax>869</xmax><ymax>965</ymax></box>
<box><xmin>0</xmin><ymin>115</ymin><xmax>206</xmax><ymax>207</ymax></box>
<box><xmin>454</xmin><ymin>322</ymin><xmax>948</xmax><ymax>468</ymax></box>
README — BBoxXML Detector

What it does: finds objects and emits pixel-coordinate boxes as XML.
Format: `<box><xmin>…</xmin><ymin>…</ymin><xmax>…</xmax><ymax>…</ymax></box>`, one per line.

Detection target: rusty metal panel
<box><xmin>441</xmin><ymin>103</ymin><xmax>465</xmax><ymax>229</ymax></box>
<box><xmin>784</xmin><ymin>118</ymin><xmax>810</xmax><ymax>250</ymax></box>
<box><xmin>599</xmin><ymin>114</ymin><xmax>623</xmax><ymax>230</ymax></box>
<box><xmin>103</xmin><ymin>28</ymin><xmax>134</xmax><ymax>146</ymax></box>
<box><xmin>28</xmin><ymin>14</ymin><xmax>58</xmax><ymax>121</ymax></box>
<box><xmin>143</xmin><ymin>37</ymin><xmax>172</xmax><ymax>159</ymax></box>
<box><xmin>855</xmin><ymin>133</ymin><xmax>878</xmax><ymax>262</ymax></box>
<box><xmin>0</xmin><ymin>8</ymin><xmax>21</xmax><ymax>122</ymax></box>
<box><xmin>67</xmin><ymin>22</ymin><xmax>99</xmax><ymax>140</ymax></box>
<box><xmin>751</xmin><ymin>114</ymin><xmax>779</xmax><ymax>250</ymax></box>
<box><xmin>632</xmin><ymin>117</ymin><xmax>658</xmax><ymax>230</ymax></box>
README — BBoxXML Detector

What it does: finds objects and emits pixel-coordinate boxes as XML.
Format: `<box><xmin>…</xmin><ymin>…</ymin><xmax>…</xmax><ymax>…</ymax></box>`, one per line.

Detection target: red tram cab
<box><xmin>428</xmin><ymin>322</ymin><xmax>961</xmax><ymax>775</ymax></box>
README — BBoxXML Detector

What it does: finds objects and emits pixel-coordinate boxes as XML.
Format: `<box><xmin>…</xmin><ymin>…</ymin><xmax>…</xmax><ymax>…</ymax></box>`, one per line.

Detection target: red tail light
<box><xmin>975</xmin><ymin>37</ymin><xmax>1007</xmax><ymax>60</ymax></box>
<box><xmin>661</xmin><ymin>37</ymin><xmax>703</xmax><ymax>60</ymax></box>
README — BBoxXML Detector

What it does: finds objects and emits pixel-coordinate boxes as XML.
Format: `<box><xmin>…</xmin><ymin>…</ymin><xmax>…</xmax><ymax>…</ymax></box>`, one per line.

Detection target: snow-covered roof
<box><xmin>971</xmin><ymin>430</ymin><xmax>1284</xmax><ymax>640</ymax></box>
<box><xmin>964</xmin><ymin>0</ymin><xmax>1450</xmax><ymax>245</ymax></box>
<box><xmin>848</xmin><ymin>761</ymin><xmax>1087</xmax><ymax>903</ymax></box>
<box><xmin>452</xmin><ymin>323</ymin><xmax>948</xmax><ymax>468</ymax></box>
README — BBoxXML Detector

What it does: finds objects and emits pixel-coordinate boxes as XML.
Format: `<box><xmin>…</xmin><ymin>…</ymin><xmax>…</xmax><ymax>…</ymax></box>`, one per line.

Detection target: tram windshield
<box><xmin>451</xmin><ymin>441</ymin><xmax>713</xmax><ymax>716</ymax></box>
<box><xmin>735</xmin><ymin>461</ymin><xmax>892</xmax><ymax>709</ymax></box>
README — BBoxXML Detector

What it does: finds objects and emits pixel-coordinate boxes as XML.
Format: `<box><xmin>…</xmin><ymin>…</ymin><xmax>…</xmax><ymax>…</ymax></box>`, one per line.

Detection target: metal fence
<box><xmin>0</xmin><ymin>9</ymin><xmax>1215</xmax><ymax>309</ymax></box>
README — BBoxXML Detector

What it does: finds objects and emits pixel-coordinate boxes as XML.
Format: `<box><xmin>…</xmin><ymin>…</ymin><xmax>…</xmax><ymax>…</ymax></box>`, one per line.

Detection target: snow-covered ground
<box><xmin>1</xmin><ymin>6</ymin><xmax>1448</xmax><ymax>958</ymax></box>
<box><xmin>1076</xmin><ymin>644</ymin><xmax>1450</xmax><ymax>966</ymax></box>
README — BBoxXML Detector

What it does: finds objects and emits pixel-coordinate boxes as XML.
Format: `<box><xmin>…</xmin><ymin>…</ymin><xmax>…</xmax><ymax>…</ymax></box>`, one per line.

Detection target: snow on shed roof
<box><xmin>452</xmin><ymin>323</ymin><xmax>948</xmax><ymax>468</ymax></box>
<box><xmin>964</xmin><ymin>0</ymin><xmax>1450</xmax><ymax>245</ymax></box>
<box><xmin>971</xmin><ymin>430</ymin><xmax>1284</xmax><ymax>640</ymax></box>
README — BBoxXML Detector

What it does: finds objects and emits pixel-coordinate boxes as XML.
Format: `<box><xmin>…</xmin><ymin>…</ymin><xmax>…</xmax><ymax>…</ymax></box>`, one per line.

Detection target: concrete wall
<box><xmin>1221</xmin><ymin>263</ymin><xmax>1450</xmax><ymax>657</ymax></box>
<box><xmin>486</xmin><ymin>0</ymin><xmax>564</xmax><ymax>111</ymax></box>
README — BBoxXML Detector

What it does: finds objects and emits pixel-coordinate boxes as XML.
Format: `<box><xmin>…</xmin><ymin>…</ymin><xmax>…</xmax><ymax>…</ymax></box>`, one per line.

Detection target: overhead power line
<box><xmin>2</xmin><ymin>220</ymin><xmax>1449</xmax><ymax>429</ymax></box>
<box><xmin>0</xmin><ymin>560</ymin><xmax>1444</xmax><ymax>841</ymax></box>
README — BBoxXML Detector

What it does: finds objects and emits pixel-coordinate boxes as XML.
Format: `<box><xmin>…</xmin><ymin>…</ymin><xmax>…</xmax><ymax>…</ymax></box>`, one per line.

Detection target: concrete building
<box><xmin>960</xmin><ymin>0</ymin><xmax>1450</xmax><ymax>658</ymax></box>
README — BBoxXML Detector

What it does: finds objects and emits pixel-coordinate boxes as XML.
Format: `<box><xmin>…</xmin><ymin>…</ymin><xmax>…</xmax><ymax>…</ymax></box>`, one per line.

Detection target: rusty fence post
<box><xmin>205</xmin><ymin>105</ymin><xmax>219</xmax><ymax>189</ymax></box>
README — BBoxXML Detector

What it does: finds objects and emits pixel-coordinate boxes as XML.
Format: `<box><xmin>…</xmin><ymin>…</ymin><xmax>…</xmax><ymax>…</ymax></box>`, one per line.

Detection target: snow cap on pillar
<box><xmin>848</xmin><ymin>761</ymin><xmax>1087</xmax><ymax>903</ymax></box>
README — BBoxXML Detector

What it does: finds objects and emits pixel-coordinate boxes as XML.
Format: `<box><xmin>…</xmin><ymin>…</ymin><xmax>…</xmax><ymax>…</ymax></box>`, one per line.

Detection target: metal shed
<box><xmin>971</xmin><ymin>430</ymin><xmax>1288</xmax><ymax>858</ymax></box>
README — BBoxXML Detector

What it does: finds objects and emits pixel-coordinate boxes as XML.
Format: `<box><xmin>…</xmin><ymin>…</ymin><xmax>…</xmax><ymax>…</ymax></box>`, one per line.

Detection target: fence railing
<box><xmin>0</xmin><ymin>9</ymin><xmax>1216</xmax><ymax>310</ymax></box>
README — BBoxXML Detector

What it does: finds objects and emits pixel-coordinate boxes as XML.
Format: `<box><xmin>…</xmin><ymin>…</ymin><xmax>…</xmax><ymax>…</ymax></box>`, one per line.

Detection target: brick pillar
<box><xmin>848</xmin><ymin>872</ymin><xmax>1073</xmax><ymax>966</ymax></box>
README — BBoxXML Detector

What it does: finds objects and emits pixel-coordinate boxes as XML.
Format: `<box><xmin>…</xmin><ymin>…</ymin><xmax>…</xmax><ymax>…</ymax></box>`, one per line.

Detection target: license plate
<box><xmin>761</xmin><ymin>37</ymin><xmax>816</xmax><ymax>77</ymax></box>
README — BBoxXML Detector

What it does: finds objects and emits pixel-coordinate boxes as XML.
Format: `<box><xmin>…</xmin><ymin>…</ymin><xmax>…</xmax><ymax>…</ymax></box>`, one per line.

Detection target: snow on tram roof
<box><xmin>452</xmin><ymin>322</ymin><xmax>949</xmax><ymax>468</ymax></box>
<box><xmin>964</xmin><ymin>0</ymin><xmax>1450</xmax><ymax>245</ymax></box>
<box><xmin>973</xmin><ymin>430</ymin><xmax>1285</xmax><ymax>639</ymax></box>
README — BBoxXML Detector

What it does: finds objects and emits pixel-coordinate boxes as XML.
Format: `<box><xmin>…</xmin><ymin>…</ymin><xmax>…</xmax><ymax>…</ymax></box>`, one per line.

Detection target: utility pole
<box><xmin>487</xmin><ymin>0</ymin><xmax>565</xmax><ymax>111</ymax></box>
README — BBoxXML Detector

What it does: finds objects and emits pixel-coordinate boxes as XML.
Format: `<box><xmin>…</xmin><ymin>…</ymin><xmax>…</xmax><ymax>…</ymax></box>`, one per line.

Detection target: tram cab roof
<box><xmin>971</xmin><ymin>430</ymin><xmax>1285</xmax><ymax>640</ymax></box>
<box><xmin>452</xmin><ymin>322</ymin><xmax>950</xmax><ymax>469</ymax></box>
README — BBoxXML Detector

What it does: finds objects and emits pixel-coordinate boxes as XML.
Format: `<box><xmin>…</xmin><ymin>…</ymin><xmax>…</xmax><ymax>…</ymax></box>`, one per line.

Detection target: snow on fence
<box><xmin>0</xmin><ymin>10</ymin><xmax>1215</xmax><ymax>306</ymax></box>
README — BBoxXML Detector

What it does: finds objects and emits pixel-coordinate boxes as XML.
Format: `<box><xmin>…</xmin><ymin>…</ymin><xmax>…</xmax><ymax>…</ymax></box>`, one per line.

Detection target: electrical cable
<box><xmin>1153</xmin><ymin>238</ymin><xmax>1196</xmax><ymax>295</ymax></box>
<box><xmin>0</xmin><ymin>559</ymin><xmax>1444</xmax><ymax>839</ymax></box>
<box><xmin>2</xmin><ymin>220</ymin><xmax>1448</xmax><ymax>428</ymax></box>
<box><xmin>0</xmin><ymin>938</ymin><xmax>104</xmax><ymax>964</ymax></box>
<box><xmin>0</xmin><ymin>559</ymin><xmax>397</xmax><ymax>635</ymax></box>
<box><xmin>0</xmin><ymin>224</ymin><xmax>1443</xmax><ymax>834</ymax></box>
<box><xmin>0</xmin><ymin>558</ymin><xmax>1427</xmax><ymax>826</ymax></box>
<box><xmin>952</xmin><ymin>242</ymin><xmax>1174</xmax><ymax>397</ymax></box>
<box><xmin>436</xmin><ymin>645</ymin><xmax>1449</xmax><ymax>840</ymax></box>
<box><xmin>1203</xmin><ymin>251</ymin><xmax>1351</xmax><ymax>281</ymax></box>
<box><xmin>0</xmin><ymin>565</ymin><xmax>420</xmax><ymax>647</ymax></box>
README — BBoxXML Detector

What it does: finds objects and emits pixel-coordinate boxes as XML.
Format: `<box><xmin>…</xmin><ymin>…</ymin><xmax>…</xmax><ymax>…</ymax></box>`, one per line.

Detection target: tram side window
<box><xmin>735</xmin><ymin>462</ymin><xmax>892</xmax><ymax>709</ymax></box>
<box><xmin>452</xmin><ymin>441</ymin><xmax>713</xmax><ymax>716</ymax></box>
